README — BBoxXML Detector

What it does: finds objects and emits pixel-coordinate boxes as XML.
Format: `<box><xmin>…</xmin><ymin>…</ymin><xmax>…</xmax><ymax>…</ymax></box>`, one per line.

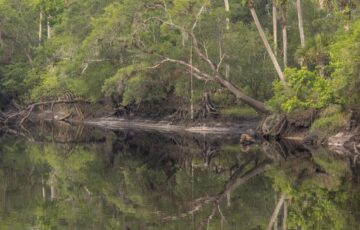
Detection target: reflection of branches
<box><xmin>266</xmin><ymin>193</ymin><xmax>285</xmax><ymax>230</ymax></box>
<box><xmin>162</xmin><ymin>160</ymin><xmax>270</xmax><ymax>221</ymax></box>
<box><xmin>2</xmin><ymin>122</ymin><xmax>101</xmax><ymax>145</ymax></box>
<box><xmin>4</xmin><ymin>99</ymin><xmax>89</xmax><ymax>124</ymax></box>
<box><xmin>283</xmin><ymin>199</ymin><xmax>288</xmax><ymax>230</ymax></box>
<box><xmin>202</xmin><ymin>143</ymin><xmax>218</xmax><ymax>167</ymax></box>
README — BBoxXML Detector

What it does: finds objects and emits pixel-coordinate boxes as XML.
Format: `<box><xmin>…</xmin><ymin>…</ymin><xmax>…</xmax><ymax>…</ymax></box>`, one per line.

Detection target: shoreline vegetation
<box><xmin>0</xmin><ymin>0</ymin><xmax>359</xmax><ymax>152</ymax></box>
<box><xmin>1</xmin><ymin>99</ymin><xmax>359</xmax><ymax>155</ymax></box>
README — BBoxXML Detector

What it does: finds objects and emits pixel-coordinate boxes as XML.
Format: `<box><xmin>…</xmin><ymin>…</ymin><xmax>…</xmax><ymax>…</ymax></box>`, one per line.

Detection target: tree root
<box><xmin>3</xmin><ymin>99</ymin><xmax>88</xmax><ymax>125</ymax></box>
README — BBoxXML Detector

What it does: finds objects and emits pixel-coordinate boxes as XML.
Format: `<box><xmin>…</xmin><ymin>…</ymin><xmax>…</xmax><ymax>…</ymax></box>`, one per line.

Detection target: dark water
<box><xmin>0</xmin><ymin>121</ymin><xmax>359</xmax><ymax>230</ymax></box>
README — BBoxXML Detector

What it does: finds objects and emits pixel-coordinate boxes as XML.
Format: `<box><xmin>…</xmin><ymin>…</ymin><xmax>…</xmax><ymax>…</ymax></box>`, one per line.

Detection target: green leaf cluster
<box><xmin>268</xmin><ymin>68</ymin><xmax>335</xmax><ymax>112</ymax></box>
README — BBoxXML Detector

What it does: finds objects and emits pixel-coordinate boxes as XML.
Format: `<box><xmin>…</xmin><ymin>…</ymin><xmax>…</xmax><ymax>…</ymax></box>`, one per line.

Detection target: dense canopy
<box><xmin>0</xmin><ymin>0</ymin><xmax>359</xmax><ymax>116</ymax></box>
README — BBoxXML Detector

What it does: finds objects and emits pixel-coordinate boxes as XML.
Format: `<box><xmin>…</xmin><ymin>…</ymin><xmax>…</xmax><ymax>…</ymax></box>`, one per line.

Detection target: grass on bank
<box><xmin>220</xmin><ymin>106</ymin><xmax>258</xmax><ymax>119</ymax></box>
<box><xmin>310</xmin><ymin>105</ymin><xmax>349</xmax><ymax>138</ymax></box>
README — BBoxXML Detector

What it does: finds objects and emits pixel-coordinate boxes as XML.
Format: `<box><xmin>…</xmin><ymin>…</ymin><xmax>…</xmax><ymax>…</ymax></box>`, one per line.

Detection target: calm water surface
<box><xmin>0</xmin><ymin>121</ymin><xmax>359</xmax><ymax>229</ymax></box>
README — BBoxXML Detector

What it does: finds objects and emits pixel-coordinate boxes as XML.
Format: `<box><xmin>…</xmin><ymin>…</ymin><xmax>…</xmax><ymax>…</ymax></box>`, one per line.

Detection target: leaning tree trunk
<box><xmin>281</xmin><ymin>3</ymin><xmax>287</xmax><ymax>67</ymax></box>
<box><xmin>272</xmin><ymin>0</ymin><xmax>278</xmax><ymax>56</ymax></box>
<box><xmin>297</xmin><ymin>0</ymin><xmax>305</xmax><ymax>48</ymax></box>
<box><xmin>248</xmin><ymin>1</ymin><xmax>286</xmax><ymax>83</ymax></box>
<box><xmin>214</xmin><ymin>74</ymin><xmax>269</xmax><ymax>113</ymax></box>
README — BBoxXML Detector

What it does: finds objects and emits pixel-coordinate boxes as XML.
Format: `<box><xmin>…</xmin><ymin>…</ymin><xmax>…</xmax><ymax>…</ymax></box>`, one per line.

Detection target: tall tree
<box><xmin>297</xmin><ymin>0</ymin><xmax>305</xmax><ymax>48</ymax></box>
<box><xmin>39</xmin><ymin>11</ymin><xmax>42</xmax><ymax>43</ymax></box>
<box><xmin>273</xmin><ymin>0</ymin><xmax>278</xmax><ymax>56</ymax></box>
<box><xmin>248</xmin><ymin>0</ymin><xmax>286</xmax><ymax>83</ymax></box>
<box><xmin>280</xmin><ymin>1</ymin><xmax>287</xmax><ymax>67</ymax></box>
<box><xmin>223</xmin><ymin>0</ymin><xmax>230</xmax><ymax>80</ymax></box>
<box><xmin>224</xmin><ymin>0</ymin><xmax>230</xmax><ymax>30</ymax></box>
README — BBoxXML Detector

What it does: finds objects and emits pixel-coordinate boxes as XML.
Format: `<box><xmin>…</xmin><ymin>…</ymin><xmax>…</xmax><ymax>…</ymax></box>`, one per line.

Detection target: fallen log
<box><xmin>4</xmin><ymin>99</ymin><xmax>90</xmax><ymax>125</ymax></box>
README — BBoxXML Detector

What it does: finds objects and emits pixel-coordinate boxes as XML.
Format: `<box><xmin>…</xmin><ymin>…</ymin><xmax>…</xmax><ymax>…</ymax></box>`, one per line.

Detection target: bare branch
<box><xmin>217</xmin><ymin>53</ymin><xmax>226</xmax><ymax>72</ymax></box>
<box><xmin>162</xmin><ymin>0</ymin><xmax>173</xmax><ymax>23</ymax></box>
<box><xmin>145</xmin><ymin>6</ymin><xmax>217</xmax><ymax>73</ymax></box>
<box><xmin>81</xmin><ymin>63</ymin><xmax>89</xmax><ymax>74</ymax></box>
<box><xmin>148</xmin><ymin>58</ymin><xmax>213</xmax><ymax>81</ymax></box>
<box><xmin>189</xmin><ymin>32</ymin><xmax>217</xmax><ymax>71</ymax></box>
<box><xmin>144</xmin><ymin>17</ymin><xmax>183</xmax><ymax>31</ymax></box>
<box><xmin>3</xmin><ymin>99</ymin><xmax>90</xmax><ymax>125</ymax></box>
<box><xmin>81</xmin><ymin>59</ymin><xmax>109</xmax><ymax>74</ymax></box>
<box><xmin>201</xmin><ymin>41</ymin><xmax>209</xmax><ymax>59</ymax></box>
<box><xmin>192</xmin><ymin>5</ymin><xmax>206</xmax><ymax>31</ymax></box>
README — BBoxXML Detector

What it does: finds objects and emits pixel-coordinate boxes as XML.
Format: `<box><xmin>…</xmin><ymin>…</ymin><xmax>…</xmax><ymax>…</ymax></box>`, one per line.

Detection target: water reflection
<box><xmin>0</xmin><ymin>122</ymin><xmax>359</xmax><ymax>229</ymax></box>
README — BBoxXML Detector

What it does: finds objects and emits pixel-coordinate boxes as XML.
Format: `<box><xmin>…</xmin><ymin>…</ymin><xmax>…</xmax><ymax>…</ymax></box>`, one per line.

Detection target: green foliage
<box><xmin>330</xmin><ymin>19</ymin><xmax>360</xmax><ymax>106</ymax></box>
<box><xmin>266</xmin><ymin>148</ymin><xmax>359</xmax><ymax>230</ymax></box>
<box><xmin>31</xmin><ymin>0</ymin><xmax>65</xmax><ymax>25</ymax></box>
<box><xmin>310</xmin><ymin>106</ymin><xmax>348</xmax><ymax>135</ymax></box>
<box><xmin>220</xmin><ymin>106</ymin><xmax>258</xmax><ymax>119</ymax></box>
<box><xmin>0</xmin><ymin>63</ymin><xmax>31</xmax><ymax>95</ymax></box>
<box><xmin>69</xmin><ymin>62</ymin><xmax>116</xmax><ymax>101</ymax></box>
<box><xmin>268</xmin><ymin>68</ymin><xmax>335</xmax><ymax>112</ymax></box>
<box><xmin>0</xmin><ymin>0</ymin><xmax>359</xmax><ymax>115</ymax></box>
<box><xmin>30</xmin><ymin>65</ymin><xmax>67</xmax><ymax>100</ymax></box>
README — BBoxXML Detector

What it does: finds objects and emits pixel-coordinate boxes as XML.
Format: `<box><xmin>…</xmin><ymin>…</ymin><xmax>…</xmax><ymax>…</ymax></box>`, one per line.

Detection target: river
<box><xmin>0</xmin><ymin>121</ymin><xmax>359</xmax><ymax>229</ymax></box>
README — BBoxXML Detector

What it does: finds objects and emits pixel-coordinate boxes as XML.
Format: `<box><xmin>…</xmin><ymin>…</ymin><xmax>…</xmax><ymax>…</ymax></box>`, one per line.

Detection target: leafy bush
<box><xmin>310</xmin><ymin>105</ymin><xmax>348</xmax><ymax>138</ymax></box>
<box><xmin>267</xmin><ymin>68</ymin><xmax>335</xmax><ymax>113</ymax></box>
<box><xmin>310</xmin><ymin>112</ymin><xmax>347</xmax><ymax>134</ymax></box>
<box><xmin>330</xmin><ymin>20</ymin><xmax>360</xmax><ymax>106</ymax></box>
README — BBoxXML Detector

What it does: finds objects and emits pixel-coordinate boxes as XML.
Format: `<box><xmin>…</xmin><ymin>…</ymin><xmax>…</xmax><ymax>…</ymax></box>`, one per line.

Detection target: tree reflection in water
<box><xmin>0</xmin><ymin>121</ymin><xmax>359</xmax><ymax>229</ymax></box>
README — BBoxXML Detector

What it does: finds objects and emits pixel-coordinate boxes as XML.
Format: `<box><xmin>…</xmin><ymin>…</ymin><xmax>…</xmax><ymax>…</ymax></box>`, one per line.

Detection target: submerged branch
<box><xmin>4</xmin><ymin>99</ymin><xmax>90</xmax><ymax>125</ymax></box>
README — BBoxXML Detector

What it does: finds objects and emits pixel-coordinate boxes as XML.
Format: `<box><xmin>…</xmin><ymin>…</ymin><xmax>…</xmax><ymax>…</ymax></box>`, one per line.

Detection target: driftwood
<box><xmin>3</xmin><ymin>99</ymin><xmax>89</xmax><ymax>125</ymax></box>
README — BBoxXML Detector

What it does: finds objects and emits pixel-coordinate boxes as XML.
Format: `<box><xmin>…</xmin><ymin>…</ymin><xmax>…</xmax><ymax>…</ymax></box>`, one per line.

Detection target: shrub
<box><xmin>267</xmin><ymin>68</ymin><xmax>335</xmax><ymax>113</ymax></box>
